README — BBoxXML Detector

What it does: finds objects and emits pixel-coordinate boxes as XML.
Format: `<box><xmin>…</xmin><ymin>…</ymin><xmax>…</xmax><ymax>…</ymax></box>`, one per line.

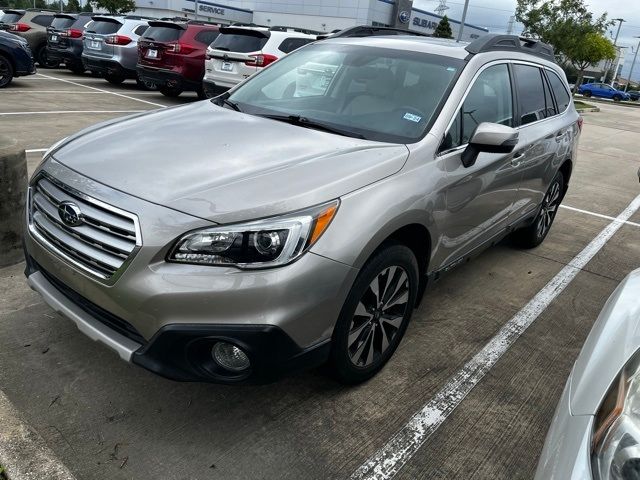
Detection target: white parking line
<box><xmin>0</xmin><ymin>110</ymin><xmax>144</xmax><ymax>115</ymax></box>
<box><xmin>561</xmin><ymin>204</ymin><xmax>640</xmax><ymax>228</ymax></box>
<box><xmin>35</xmin><ymin>73</ymin><xmax>168</xmax><ymax>108</ymax></box>
<box><xmin>25</xmin><ymin>148</ymin><xmax>48</xmax><ymax>153</ymax></box>
<box><xmin>0</xmin><ymin>90</ymin><xmax>164</xmax><ymax>95</ymax></box>
<box><xmin>351</xmin><ymin>193</ymin><xmax>640</xmax><ymax>480</ymax></box>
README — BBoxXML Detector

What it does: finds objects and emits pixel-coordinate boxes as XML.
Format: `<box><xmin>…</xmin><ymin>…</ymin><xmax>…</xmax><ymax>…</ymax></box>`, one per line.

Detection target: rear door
<box><xmin>83</xmin><ymin>17</ymin><xmax>122</xmax><ymax>58</ymax></box>
<box><xmin>509</xmin><ymin>63</ymin><xmax>567</xmax><ymax>221</ymax></box>
<box><xmin>138</xmin><ymin>21</ymin><xmax>185</xmax><ymax>68</ymax></box>
<box><xmin>207</xmin><ymin>27</ymin><xmax>270</xmax><ymax>84</ymax></box>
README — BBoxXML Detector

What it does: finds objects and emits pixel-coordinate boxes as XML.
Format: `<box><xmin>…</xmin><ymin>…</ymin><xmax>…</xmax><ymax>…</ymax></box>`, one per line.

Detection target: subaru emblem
<box><xmin>58</xmin><ymin>201</ymin><xmax>83</xmax><ymax>227</ymax></box>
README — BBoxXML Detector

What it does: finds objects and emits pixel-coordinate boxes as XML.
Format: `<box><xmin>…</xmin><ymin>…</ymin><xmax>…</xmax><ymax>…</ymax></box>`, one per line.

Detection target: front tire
<box><xmin>329</xmin><ymin>244</ymin><xmax>419</xmax><ymax>384</ymax></box>
<box><xmin>104</xmin><ymin>73</ymin><xmax>125</xmax><ymax>85</ymax></box>
<box><xmin>613</xmin><ymin>94</ymin><xmax>622</xmax><ymax>102</ymax></box>
<box><xmin>0</xmin><ymin>55</ymin><xmax>14</xmax><ymax>88</ymax></box>
<box><xmin>583</xmin><ymin>90</ymin><xmax>592</xmax><ymax>98</ymax></box>
<box><xmin>512</xmin><ymin>171</ymin><xmax>564</xmax><ymax>249</ymax></box>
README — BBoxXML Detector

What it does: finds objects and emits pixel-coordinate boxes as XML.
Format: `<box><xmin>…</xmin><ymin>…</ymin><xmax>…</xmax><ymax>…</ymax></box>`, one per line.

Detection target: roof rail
<box><xmin>465</xmin><ymin>34</ymin><xmax>555</xmax><ymax>62</ymax></box>
<box><xmin>269</xmin><ymin>25</ymin><xmax>322</xmax><ymax>35</ymax></box>
<box><xmin>317</xmin><ymin>25</ymin><xmax>431</xmax><ymax>40</ymax></box>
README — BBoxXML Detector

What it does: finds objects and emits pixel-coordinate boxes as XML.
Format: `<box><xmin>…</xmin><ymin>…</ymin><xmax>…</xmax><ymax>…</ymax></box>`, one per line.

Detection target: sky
<box><xmin>414</xmin><ymin>0</ymin><xmax>640</xmax><ymax>81</ymax></box>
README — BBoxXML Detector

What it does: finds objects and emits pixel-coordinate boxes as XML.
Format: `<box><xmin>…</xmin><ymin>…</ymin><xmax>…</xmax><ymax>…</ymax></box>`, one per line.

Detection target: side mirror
<box><xmin>461</xmin><ymin>122</ymin><xmax>519</xmax><ymax>168</ymax></box>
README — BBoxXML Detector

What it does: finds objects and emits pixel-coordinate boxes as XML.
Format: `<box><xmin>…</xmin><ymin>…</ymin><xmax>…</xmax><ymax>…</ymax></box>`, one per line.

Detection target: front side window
<box><xmin>513</xmin><ymin>64</ymin><xmax>555</xmax><ymax>125</ymax></box>
<box><xmin>229</xmin><ymin>43</ymin><xmax>463</xmax><ymax>143</ymax></box>
<box><xmin>441</xmin><ymin>63</ymin><xmax>513</xmax><ymax>151</ymax></box>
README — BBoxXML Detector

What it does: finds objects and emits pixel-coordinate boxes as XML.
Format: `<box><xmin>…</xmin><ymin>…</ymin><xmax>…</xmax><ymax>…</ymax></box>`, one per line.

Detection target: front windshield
<box><xmin>228</xmin><ymin>42</ymin><xmax>463</xmax><ymax>143</ymax></box>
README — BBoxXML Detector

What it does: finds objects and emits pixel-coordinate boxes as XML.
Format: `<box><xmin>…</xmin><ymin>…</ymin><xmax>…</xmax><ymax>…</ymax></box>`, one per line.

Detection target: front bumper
<box><xmin>82</xmin><ymin>55</ymin><xmax>136</xmax><ymax>79</ymax></box>
<box><xmin>137</xmin><ymin>65</ymin><xmax>201</xmax><ymax>92</ymax></box>
<box><xmin>24</xmin><ymin>161</ymin><xmax>357</xmax><ymax>383</ymax></box>
<box><xmin>534</xmin><ymin>377</ymin><xmax>594</xmax><ymax>480</ymax></box>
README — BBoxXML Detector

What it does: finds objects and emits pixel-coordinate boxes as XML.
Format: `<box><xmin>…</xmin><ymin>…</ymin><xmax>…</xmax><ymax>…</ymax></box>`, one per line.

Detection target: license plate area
<box><xmin>221</xmin><ymin>61</ymin><xmax>233</xmax><ymax>71</ymax></box>
<box><xmin>146</xmin><ymin>49</ymin><xmax>158</xmax><ymax>59</ymax></box>
<box><xmin>50</xmin><ymin>34</ymin><xmax>58</xmax><ymax>42</ymax></box>
<box><xmin>89</xmin><ymin>40</ymin><xmax>100</xmax><ymax>49</ymax></box>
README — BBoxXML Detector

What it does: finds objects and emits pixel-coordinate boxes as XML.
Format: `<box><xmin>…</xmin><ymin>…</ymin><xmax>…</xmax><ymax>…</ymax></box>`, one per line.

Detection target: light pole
<box><xmin>625</xmin><ymin>36</ymin><xmax>640</xmax><ymax>92</ymax></box>
<box><xmin>456</xmin><ymin>0</ymin><xmax>470</xmax><ymax>43</ymax></box>
<box><xmin>606</xmin><ymin>18</ymin><xmax>625</xmax><ymax>84</ymax></box>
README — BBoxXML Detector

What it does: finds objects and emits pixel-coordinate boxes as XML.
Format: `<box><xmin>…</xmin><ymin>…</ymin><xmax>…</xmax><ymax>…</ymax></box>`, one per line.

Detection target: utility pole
<box><xmin>435</xmin><ymin>0</ymin><xmax>449</xmax><ymax>17</ymax></box>
<box><xmin>625</xmin><ymin>37</ymin><xmax>640</xmax><ymax>92</ymax></box>
<box><xmin>506</xmin><ymin>15</ymin><xmax>515</xmax><ymax>35</ymax></box>
<box><xmin>456</xmin><ymin>0</ymin><xmax>470</xmax><ymax>43</ymax></box>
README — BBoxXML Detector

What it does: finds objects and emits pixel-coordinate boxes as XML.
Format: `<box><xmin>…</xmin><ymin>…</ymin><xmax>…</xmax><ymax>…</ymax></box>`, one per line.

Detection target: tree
<box><xmin>66</xmin><ymin>0</ymin><xmax>81</xmax><ymax>12</ymax></box>
<box><xmin>94</xmin><ymin>0</ymin><xmax>135</xmax><ymax>14</ymax></box>
<box><xmin>516</xmin><ymin>0</ymin><xmax>615</xmax><ymax>90</ymax></box>
<box><xmin>433</xmin><ymin>15</ymin><xmax>453</xmax><ymax>39</ymax></box>
<box><xmin>81</xmin><ymin>2</ymin><xmax>94</xmax><ymax>12</ymax></box>
<box><xmin>569</xmin><ymin>32</ymin><xmax>616</xmax><ymax>88</ymax></box>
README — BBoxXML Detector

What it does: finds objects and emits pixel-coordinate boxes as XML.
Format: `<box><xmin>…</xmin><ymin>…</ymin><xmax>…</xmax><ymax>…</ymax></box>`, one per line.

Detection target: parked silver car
<box><xmin>82</xmin><ymin>15</ymin><xmax>149</xmax><ymax>84</ymax></box>
<box><xmin>24</xmin><ymin>33</ymin><xmax>581</xmax><ymax>384</ymax></box>
<box><xmin>535</xmin><ymin>267</ymin><xmax>640</xmax><ymax>480</ymax></box>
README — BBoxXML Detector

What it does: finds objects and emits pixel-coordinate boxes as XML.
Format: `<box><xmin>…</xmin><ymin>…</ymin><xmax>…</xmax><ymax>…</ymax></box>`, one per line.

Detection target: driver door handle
<box><xmin>511</xmin><ymin>151</ymin><xmax>525</xmax><ymax>167</ymax></box>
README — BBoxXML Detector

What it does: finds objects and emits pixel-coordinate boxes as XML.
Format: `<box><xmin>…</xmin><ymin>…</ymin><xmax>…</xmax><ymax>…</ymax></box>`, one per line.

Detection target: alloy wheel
<box><xmin>536</xmin><ymin>180</ymin><xmax>561</xmax><ymax>239</ymax></box>
<box><xmin>0</xmin><ymin>58</ymin><xmax>11</xmax><ymax>87</ymax></box>
<box><xmin>347</xmin><ymin>266</ymin><xmax>410</xmax><ymax>367</ymax></box>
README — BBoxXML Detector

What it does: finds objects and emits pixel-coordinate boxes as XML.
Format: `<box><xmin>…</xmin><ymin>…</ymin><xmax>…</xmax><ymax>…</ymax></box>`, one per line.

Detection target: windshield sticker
<box><xmin>403</xmin><ymin>113</ymin><xmax>422</xmax><ymax>123</ymax></box>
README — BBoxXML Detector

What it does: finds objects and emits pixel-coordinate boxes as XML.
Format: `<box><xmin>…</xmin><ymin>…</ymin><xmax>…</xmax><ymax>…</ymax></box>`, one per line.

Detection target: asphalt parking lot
<box><xmin>1</xmin><ymin>69</ymin><xmax>640</xmax><ymax>480</ymax></box>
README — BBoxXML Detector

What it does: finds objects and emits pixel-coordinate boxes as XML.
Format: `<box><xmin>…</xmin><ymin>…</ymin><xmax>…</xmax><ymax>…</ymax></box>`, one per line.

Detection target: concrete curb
<box><xmin>576</xmin><ymin>107</ymin><xmax>600</xmax><ymax>113</ymax></box>
<box><xmin>0</xmin><ymin>390</ymin><xmax>76</xmax><ymax>480</ymax></box>
<box><xmin>0</xmin><ymin>136</ymin><xmax>28</xmax><ymax>268</ymax></box>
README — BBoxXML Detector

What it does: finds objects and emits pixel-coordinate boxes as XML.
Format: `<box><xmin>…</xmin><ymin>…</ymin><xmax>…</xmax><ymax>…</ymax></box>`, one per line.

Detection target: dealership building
<box><xmin>131</xmin><ymin>0</ymin><xmax>489</xmax><ymax>42</ymax></box>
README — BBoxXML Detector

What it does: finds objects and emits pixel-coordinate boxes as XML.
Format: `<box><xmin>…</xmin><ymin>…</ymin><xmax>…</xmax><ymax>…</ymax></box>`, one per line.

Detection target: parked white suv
<box><xmin>202</xmin><ymin>25</ymin><xmax>317</xmax><ymax>97</ymax></box>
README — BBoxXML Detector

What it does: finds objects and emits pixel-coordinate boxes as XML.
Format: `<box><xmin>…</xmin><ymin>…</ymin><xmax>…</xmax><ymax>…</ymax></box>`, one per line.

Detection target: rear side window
<box><xmin>133</xmin><ymin>25</ymin><xmax>148</xmax><ymax>36</ymax></box>
<box><xmin>554</xmin><ymin>80</ymin><xmax>571</xmax><ymax>111</ymax></box>
<box><xmin>211</xmin><ymin>33</ymin><xmax>268</xmax><ymax>53</ymax></box>
<box><xmin>86</xmin><ymin>20</ymin><xmax>122</xmax><ymax>35</ymax></box>
<box><xmin>51</xmin><ymin>16</ymin><xmax>75</xmax><ymax>30</ymax></box>
<box><xmin>278</xmin><ymin>37</ymin><xmax>313</xmax><ymax>54</ymax></box>
<box><xmin>143</xmin><ymin>25</ymin><xmax>183</xmax><ymax>42</ymax></box>
<box><xmin>194</xmin><ymin>29</ymin><xmax>219</xmax><ymax>46</ymax></box>
<box><xmin>442</xmin><ymin>63</ymin><xmax>513</xmax><ymax>150</ymax></box>
<box><xmin>31</xmin><ymin>15</ymin><xmax>54</xmax><ymax>27</ymax></box>
<box><xmin>0</xmin><ymin>12</ymin><xmax>24</xmax><ymax>23</ymax></box>
<box><xmin>513</xmin><ymin>64</ymin><xmax>555</xmax><ymax>125</ymax></box>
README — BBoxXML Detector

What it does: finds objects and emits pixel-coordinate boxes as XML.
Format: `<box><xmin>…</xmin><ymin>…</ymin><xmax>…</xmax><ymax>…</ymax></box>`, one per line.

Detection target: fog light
<box><xmin>212</xmin><ymin>342</ymin><xmax>250</xmax><ymax>372</ymax></box>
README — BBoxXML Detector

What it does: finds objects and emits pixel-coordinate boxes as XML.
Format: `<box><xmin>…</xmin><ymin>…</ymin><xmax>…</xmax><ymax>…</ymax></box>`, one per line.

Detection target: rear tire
<box><xmin>136</xmin><ymin>77</ymin><xmax>157</xmax><ymax>91</ymax></box>
<box><xmin>329</xmin><ymin>244</ymin><xmax>419</xmax><ymax>384</ymax></box>
<box><xmin>613</xmin><ymin>94</ymin><xmax>622</xmax><ymax>102</ymax></box>
<box><xmin>36</xmin><ymin>47</ymin><xmax>59</xmax><ymax>69</ymax></box>
<box><xmin>104</xmin><ymin>73</ymin><xmax>125</xmax><ymax>85</ymax></box>
<box><xmin>0</xmin><ymin>55</ymin><xmax>14</xmax><ymax>88</ymax></box>
<box><xmin>68</xmin><ymin>63</ymin><xmax>86</xmax><ymax>75</ymax></box>
<box><xmin>196</xmin><ymin>85</ymin><xmax>207</xmax><ymax>100</ymax></box>
<box><xmin>160</xmin><ymin>86</ymin><xmax>183</xmax><ymax>97</ymax></box>
<box><xmin>512</xmin><ymin>171</ymin><xmax>564</xmax><ymax>249</ymax></box>
<box><xmin>583</xmin><ymin>91</ymin><xmax>592</xmax><ymax>98</ymax></box>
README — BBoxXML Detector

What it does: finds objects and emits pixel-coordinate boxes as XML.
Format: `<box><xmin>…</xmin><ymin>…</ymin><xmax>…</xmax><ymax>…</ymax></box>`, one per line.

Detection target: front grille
<box><xmin>37</xmin><ymin>261</ymin><xmax>147</xmax><ymax>345</ymax></box>
<box><xmin>28</xmin><ymin>174</ymin><xmax>141</xmax><ymax>281</ymax></box>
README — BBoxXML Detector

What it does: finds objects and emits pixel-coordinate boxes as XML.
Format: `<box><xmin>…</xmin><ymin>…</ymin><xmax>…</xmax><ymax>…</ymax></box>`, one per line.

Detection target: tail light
<box><xmin>62</xmin><ymin>28</ymin><xmax>83</xmax><ymax>39</ymax></box>
<box><xmin>577</xmin><ymin>116</ymin><xmax>584</xmax><ymax>132</ymax></box>
<box><xmin>105</xmin><ymin>35</ymin><xmax>132</xmax><ymax>45</ymax></box>
<box><xmin>166</xmin><ymin>43</ymin><xmax>196</xmax><ymax>55</ymax></box>
<box><xmin>10</xmin><ymin>23</ymin><xmax>31</xmax><ymax>32</ymax></box>
<box><xmin>245</xmin><ymin>53</ymin><xmax>278</xmax><ymax>67</ymax></box>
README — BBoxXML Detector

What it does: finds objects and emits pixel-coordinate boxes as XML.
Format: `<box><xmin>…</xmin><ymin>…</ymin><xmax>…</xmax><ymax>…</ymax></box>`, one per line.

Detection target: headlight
<box><xmin>168</xmin><ymin>200</ymin><xmax>339</xmax><ymax>268</ymax></box>
<box><xmin>592</xmin><ymin>349</ymin><xmax>640</xmax><ymax>479</ymax></box>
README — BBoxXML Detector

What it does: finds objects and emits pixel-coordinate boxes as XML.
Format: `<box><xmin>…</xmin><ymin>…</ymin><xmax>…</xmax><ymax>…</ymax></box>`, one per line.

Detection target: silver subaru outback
<box><xmin>24</xmin><ymin>32</ymin><xmax>581</xmax><ymax>384</ymax></box>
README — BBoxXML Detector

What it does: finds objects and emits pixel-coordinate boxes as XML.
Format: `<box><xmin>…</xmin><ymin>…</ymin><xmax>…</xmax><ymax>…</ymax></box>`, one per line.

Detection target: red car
<box><xmin>137</xmin><ymin>19</ymin><xmax>219</xmax><ymax>98</ymax></box>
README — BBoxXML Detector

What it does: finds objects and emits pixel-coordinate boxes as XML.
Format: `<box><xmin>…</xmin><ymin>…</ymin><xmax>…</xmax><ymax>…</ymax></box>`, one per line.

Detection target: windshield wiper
<box><xmin>212</xmin><ymin>92</ymin><xmax>242</xmax><ymax>112</ymax></box>
<box><xmin>258</xmin><ymin>114</ymin><xmax>366</xmax><ymax>139</ymax></box>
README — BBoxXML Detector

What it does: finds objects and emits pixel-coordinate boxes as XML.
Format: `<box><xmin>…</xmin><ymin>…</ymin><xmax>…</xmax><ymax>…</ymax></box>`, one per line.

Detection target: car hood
<box><xmin>570</xmin><ymin>268</ymin><xmax>640</xmax><ymax>415</ymax></box>
<box><xmin>52</xmin><ymin>102</ymin><xmax>409</xmax><ymax>224</ymax></box>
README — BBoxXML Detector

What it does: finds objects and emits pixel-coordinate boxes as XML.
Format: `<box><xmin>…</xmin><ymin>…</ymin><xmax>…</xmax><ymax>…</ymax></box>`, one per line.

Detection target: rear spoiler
<box><xmin>53</xmin><ymin>13</ymin><xmax>78</xmax><ymax>19</ymax></box>
<box><xmin>90</xmin><ymin>16</ymin><xmax>124</xmax><ymax>24</ymax></box>
<box><xmin>219</xmin><ymin>26</ymin><xmax>270</xmax><ymax>38</ymax></box>
<box><xmin>147</xmin><ymin>20</ymin><xmax>187</xmax><ymax>30</ymax></box>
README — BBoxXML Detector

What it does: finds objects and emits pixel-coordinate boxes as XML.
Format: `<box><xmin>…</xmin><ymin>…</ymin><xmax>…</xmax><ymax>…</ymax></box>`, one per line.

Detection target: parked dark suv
<box><xmin>47</xmin><ymin>12</ymin><xmax>93</xmax><ymax>74</ymax></box>
<box><xmin>0</xmin><ymin>9</ymin><xmax>57</xmax><ymax>67</ymax></box>
<box><xmin>137</xmin><ymin>19</ymin><xmax>219</xmax><ymax>98</ymax></box>
<box><xmin>0</xmin><ymin>29</ymin><xmax>36</xmax><ymax>87</ymax></box>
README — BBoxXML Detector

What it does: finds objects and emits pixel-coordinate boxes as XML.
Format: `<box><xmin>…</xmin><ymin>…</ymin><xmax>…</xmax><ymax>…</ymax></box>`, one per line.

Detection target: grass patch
<box><xmin>0</xmin><ymin>464</ymin><xmax>7</xmax><ymax>480</ymax></box>
<box><xmin>574</xmin><ymin>100</ymin><xmax>596</xmax><ymax>109</ymax></box>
